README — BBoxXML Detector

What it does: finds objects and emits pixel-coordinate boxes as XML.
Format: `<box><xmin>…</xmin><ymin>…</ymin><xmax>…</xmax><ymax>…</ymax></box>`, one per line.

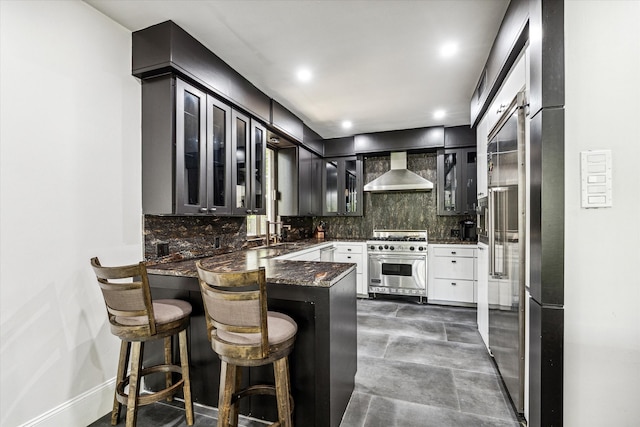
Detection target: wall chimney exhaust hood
<box><xmin>364</xmin><ymin>152</ymin><xmax>434</xmax><ymax>192</ymax></box>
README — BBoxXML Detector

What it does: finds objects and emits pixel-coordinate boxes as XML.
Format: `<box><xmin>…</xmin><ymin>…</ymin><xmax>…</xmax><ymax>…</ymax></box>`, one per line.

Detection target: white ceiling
<box><xmin>85</xmin><ymin>0</ymin><xmax>509</xmax><ymax>139</ymax></box>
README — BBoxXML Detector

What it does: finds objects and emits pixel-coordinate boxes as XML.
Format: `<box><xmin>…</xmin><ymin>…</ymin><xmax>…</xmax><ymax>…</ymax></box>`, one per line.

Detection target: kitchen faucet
<box><xmin>266</xmin><ymin>221</ymin><xmax>282</xmax><ymax>246</ymax></box>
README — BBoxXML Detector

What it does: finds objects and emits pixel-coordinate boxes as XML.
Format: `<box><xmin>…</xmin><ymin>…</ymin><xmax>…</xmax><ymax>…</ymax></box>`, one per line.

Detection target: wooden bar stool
<box><xmin>90</xmin><ymin>257</ymin><xmax>194</xmax><ymax>427</ymax></box>
<box><xmin>196</xmin><ymin>262</ymin><xmax>297</xmax><ymax>427</ymax></box>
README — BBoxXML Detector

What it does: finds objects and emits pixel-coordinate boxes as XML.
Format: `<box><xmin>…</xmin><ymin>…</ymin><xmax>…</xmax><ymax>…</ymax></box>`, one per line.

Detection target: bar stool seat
<box><xmin>196</xmin><ymin>262</ymin><xmax>296</xmax><ymax>427</ymax></box>
<box><xmin>91</xmin><ymin>257</ymin><xmax>194</xmax><ymax>427</ymax></box>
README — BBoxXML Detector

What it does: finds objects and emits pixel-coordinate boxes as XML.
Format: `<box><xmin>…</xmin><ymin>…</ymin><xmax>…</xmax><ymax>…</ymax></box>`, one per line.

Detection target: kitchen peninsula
<box><xmin>146</xmin><ymin>246</ymin><xmax>357</xmax><ymax>427</ymax></box>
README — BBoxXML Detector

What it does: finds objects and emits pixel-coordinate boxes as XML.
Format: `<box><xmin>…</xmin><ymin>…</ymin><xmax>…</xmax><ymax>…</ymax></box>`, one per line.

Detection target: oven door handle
<box><xmin>368</xmin><ymin>254</ymin><xmax>426</xmax><ymax>261</ymax></box>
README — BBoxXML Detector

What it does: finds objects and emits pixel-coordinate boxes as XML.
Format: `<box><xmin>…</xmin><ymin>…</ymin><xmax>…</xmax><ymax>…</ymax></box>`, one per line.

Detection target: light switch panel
<box><xmin>580</xmin><ymin>149</ymin><xmax>612</xmax><ymax>208</ymax></box>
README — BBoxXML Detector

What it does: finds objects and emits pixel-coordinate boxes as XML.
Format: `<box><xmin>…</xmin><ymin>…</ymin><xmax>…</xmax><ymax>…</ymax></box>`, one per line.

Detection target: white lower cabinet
<box><xmin>428</xmin><ymin>244</ymin><xmax>477</xmax><ymax>305</ymax></box>
<box><xmin>333</xmin><ymin>242</ymin><xmax>367</xmax><ymax>297</ymax></box>
<box><xmin>276</xmin><ymin>241</ymin><xmax>368</xmax><ymax>297</ymax></box>
<box><xmin>476</xmin><ymin>242</ymin><xmax>489</xmax><ymax>348</ymax></box>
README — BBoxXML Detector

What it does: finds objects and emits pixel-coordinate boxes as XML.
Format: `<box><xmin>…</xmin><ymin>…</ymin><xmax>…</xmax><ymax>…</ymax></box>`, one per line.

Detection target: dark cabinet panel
<box><xmin>132</xmin><ymin>20</ymin><xmax>271</xmax><ymax>123</ymax></box>
<box><xmin>469</xmin><ymin>0</ymin><xmax>529</xmax><ymax>126</ymax></box>
<box><xmin>142</xmin><ymin>76</ymin><xmax>232</xmax><ymax>215</ymax></box>
<box><xmin>271</xmin><ymin>100</ymin><xmax>304</xmax><ymax>143</ymax></box>
<box><xmin>529</xmin><ymin>0</ymin><xmax>565</xmax><ymax>117</ymax></box>
<box><xmin>324</xmin><ymin>136</ymin><xmax>355</xmax><ymax>157</ymax></box>
<box><xmin>354</xmin><ymin>126</ymin><xmax>444</xmax><ymax>154</ymax></box>
<box><xmin>444</xmin><ymin>125</ymin><xmax>475</xmax><ymax>148</ymax></box>
<box><xmin>323</xmin><ymin>156</ymin><xmax>363</xmax><ymax>217</ymax></box>
<box><xmin>299</xmin><ymin>147</ymin><xmax>323</xmax><ymax>216</ymax></box>
<box><xmin>278</xmin><ymin>146</ymin><xmax>323</xmax><ymax>217</ymax></box>
<box><xmin>302</xmin><ymin>124</ymin><xmax>324</xmax><ymax>156</ymax></box>
<box><xmin>437</xmin><ymin>147</ymin><xmax>477</xmax><ymax>215</ymax></box>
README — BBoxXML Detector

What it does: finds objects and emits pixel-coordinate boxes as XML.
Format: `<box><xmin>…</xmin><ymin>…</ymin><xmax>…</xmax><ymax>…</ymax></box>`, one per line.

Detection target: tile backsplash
<box><xmin>144</xmin><ymin>215</ymin><xmax>248</xmax><ymax>262</ymax></box>
<box><xmin>143</xmin><ymin>152</ymin><xmax>474</xmax><ymax>260</ymax></box>
<box><xmin>307</xmin><ymin>152</ymin><xmax>473</xmax><ymax>240</ymax></box>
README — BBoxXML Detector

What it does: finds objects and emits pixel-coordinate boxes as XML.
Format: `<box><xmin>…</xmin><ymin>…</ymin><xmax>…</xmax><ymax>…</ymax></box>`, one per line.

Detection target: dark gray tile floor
<box><xmin>340</xmin><ymin>298</ymin><xmax>522</xmax><ymax>427</ymax></box>
<box><xmin>89</xmin><ymin>298</ymin><xmax>522</xmax><ymax>426</ymax></box>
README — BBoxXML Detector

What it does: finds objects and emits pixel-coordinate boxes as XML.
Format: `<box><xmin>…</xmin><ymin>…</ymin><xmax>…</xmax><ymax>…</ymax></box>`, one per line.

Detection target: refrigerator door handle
<box><xmin>488</xmin><ymin>188</ymin><xmax>495</xmax><ymax>277</ymax></box>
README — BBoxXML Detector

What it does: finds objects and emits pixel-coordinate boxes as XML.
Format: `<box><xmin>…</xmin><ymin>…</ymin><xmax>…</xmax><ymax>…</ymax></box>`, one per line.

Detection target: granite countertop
<box><xmin>147</xmin><ymin>242</ymin><xmax>356</xmax><ymax>288</ymax></box>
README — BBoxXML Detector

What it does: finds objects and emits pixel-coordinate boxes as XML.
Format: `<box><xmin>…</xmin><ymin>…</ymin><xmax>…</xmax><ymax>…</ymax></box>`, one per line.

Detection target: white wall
<box><xmin>564</xmin><ymin>1</ymin><xmax>640</xmax><ymax>426</ymax></box>
<box><xmin>0</xmin><ymin>1</ymin><xmax>142</xmax><ymax>425</ymax></box>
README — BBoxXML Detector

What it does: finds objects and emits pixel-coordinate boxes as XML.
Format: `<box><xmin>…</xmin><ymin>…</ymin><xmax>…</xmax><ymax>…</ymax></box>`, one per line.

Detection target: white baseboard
<box><xmin>18</xmin><ymin>379</ymin><xmax>115</xmax><ymax>427</ymax></box>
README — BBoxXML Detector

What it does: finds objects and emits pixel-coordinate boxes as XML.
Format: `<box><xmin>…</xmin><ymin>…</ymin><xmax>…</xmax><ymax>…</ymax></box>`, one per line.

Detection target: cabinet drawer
<box><xmin>430</xmin><ymin>279</ymin><xmax>475</xmax><ymax>303</ymax></box>
<box><xmin>334</xmin><ymin>252</ymin><xmax>363</xmax><ymax>271</ymax></box>
<box><xmin>432</xmin><ymin>246</ymin><xmax>476</xmax><ymax>258</ymax></box>
<box><xmin>335</xmin><ymin>243</ymin><xmax>363</xmax><ymax>254</ymax></box>
<box><xmin>431</xmin><ymin>256</ymin><xmax>475</xmax><ymax>280</ymax></box>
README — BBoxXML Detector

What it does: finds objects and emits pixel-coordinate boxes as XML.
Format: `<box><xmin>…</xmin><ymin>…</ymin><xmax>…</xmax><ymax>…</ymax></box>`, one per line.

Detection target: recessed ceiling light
<box><xmin>440</xmin><ymin>42</ymin><xmax>458</xmax><ymax>58</ymax></box>
<box><xmin>341</xmin><ymin>120</ymin><xmax>353</xmax><ymax>129</ymax></box>
<box><xmin>434</xmin><ymin>110</ymin><xmax>446</xmax><ymax>120</ymax></box>
<box><xmin>296</xmin><ymin>67</ymin><xmax>312</xmax><ymax>83</ymax></box>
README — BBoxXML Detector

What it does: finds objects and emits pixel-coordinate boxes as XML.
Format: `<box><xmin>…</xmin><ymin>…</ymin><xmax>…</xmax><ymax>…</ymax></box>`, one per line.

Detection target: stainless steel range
<box><xmin>367</xmin><ymin>229</ymin><xmax>428</xmax><ymax>302</ymax></box>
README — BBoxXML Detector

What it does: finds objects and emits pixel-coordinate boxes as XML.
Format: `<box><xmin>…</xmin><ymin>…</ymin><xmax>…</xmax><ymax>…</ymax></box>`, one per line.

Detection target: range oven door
<box><xmin>368</xmin><ymin>253</ymin><xmax>427</xmax><ymax>296</ymax></box>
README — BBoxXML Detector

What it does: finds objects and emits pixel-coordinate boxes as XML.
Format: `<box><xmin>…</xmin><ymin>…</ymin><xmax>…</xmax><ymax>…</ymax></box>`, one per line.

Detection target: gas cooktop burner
<box><xmin>368</xmin><ymin>229</ymin><xmax>428</xmax><ymax>243</ymax></box>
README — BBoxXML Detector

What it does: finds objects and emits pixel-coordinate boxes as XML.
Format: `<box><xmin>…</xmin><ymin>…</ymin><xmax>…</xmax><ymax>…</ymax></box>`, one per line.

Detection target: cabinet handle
<box><xmin>253</xmin><ymin>209</ymin><xmax>259</xmax><ymax>214</ymax></box>
<box><xmin>451</xmin><ymin>260</ymin><xmax>457</xmax><ymax>263</ymax></box>
<box><xmin>199</xmin><ymin>208</ymin><xmax>208</xmax><ymax>213</ymax></box>
<box><xmin>209</xmin><ymin>207</ymin><xmax>216</xmax><ymax>213</ymax></box>
<box><xmin>451</xmin><ymin>251</ymin><xmax>457</xmax><ymax>254</ymax></box>
<box><xmin>246</xmin><ymin>209</ymin><xmax>252</xmax><ymax>214</ymax></box>
<box><xmin>347</xmin><ymin>248</ymin><xmax>352</xmax><ymax>251</ymax></box>
<box><xmin>347</xmin><ymin>256</ymin><xmax>352</xmax><ymax>259</ymax></box>
<box><xmin>451</xmin><ymin>282</ymin><xmax>457</xmax><ymax>286</ymax></box>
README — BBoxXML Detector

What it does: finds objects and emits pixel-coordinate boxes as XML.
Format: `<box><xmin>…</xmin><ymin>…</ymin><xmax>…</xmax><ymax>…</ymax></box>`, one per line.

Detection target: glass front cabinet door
<box><xmin>175</xmin><ymin>79</ymin><xmax>233</xmax><ymax>215</ymax></box>
<box><xmin>323</xmin><ymin>156</ymin><xmax>363</xmax><ymax>216</ymax></box>
<box><xmin>175</xmin><ymin>79</ymin><xmax>207</xmax><ymax>214</ymax></box>
<box><xmin>231</xmin><ymin>110</ymin><xmax>266</xmax><ymax>215</ymax></box>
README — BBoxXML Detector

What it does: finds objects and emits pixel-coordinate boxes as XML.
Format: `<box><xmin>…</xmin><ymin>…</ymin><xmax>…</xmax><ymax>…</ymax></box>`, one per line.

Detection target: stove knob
<box><xmin>418</xmin><ymin>246</ymin><xmax>424</xmax><ymax>251</ymax></box>
<box><xmin>390</xmin><ymin>246</ymin><xmax>395</xmax><ymax>251</ymax></box>
<box><xmin>378</xmin><ymin>245</ymin><xmax>384</xmax><ymax>250</ymax></box>
<box><xmin>369</xmin><ymin>245</ymin><xmax>376</xmax><ymax>250</ymax></box>
<box><xmin>384</xmin><ymin>245</ymin><xmax>389</xmax><ymax>249</ymax></box>
<box><xmin>410</xmin><ymin>246</ymin><xmax>415</xmax><ymax>251</ymax></box>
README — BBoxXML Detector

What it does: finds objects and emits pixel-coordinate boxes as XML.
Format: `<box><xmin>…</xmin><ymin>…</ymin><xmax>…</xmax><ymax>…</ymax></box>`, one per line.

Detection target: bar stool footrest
<box><xmin>116</xmin><ymin>364</ymin><xmax>185</xmax><ymax>406</ymax></box>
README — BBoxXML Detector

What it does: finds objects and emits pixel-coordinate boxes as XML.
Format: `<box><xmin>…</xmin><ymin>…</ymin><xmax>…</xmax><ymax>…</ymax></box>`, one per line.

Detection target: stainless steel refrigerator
<box><xmin>487</xmin><ymin>91</ymin><xmax>526</xmax><ymax>414</ymax></box>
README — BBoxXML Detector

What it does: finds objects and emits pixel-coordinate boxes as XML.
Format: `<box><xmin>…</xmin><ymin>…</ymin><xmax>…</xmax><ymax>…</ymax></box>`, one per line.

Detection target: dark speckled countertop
<box><xmin>147</xmin><ymin>240</ymin><xmax>357</xmax><ymax>288</ymax></box>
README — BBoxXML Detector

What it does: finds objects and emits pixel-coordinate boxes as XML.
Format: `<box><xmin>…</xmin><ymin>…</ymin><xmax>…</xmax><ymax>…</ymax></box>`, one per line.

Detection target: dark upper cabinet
<box><xmin>437</xmin><ymin>147</ymin><xmax>477</xmax><ymax>216</ymax></box>
<box><xmin>302</xmin><ymin>125</ymin><xmax>324</xmax><ymax>156</ymax></box>
<box><xmin>132</xmin><ymin>21</ymin><xmax>271</xmax><ymax>123</ymax></box>
<box><xmin>277</xmin><ymin>146</ymin><xmax>322</xmax><ymax>217</ymax></box>
<box><xmin>271</xmin><ymin>100</ymin><xmax>304</xmax><ymax>143</ymax></box>
<box><xmin>324</xmin><ymin>137</ymin><xmax>355</xmax><ymax>157</ymax></box>
<box><xmin>142</xmin><ymin>76</ymin><xmax>232</xmax><ymax>215</ymax></box>
<box><xmin>323</xmin><ymin>156</ymin><xmax>363</xmax><ymax>217</ymax></box>
<box><xmin>469</xmin><ymin>0</ymin><xmax>529</xmax><ymax>126</ymax></box>
<box><xmin>231</xmin><ymin>111</ymin><xmax>266</xmax><ymax>215</ymax></box>
<box><xmin>299</xmin><ymin>147</ymin><xmax>323</xmax><ymax>216</ymax></box>
<box><xmin>444</xmin><ymin>125</ymin><xmax>475</xmax><ymax>148</ymax></box>
<box><xmin>354</xmin><ymin>127</ymin><xmax>444</xmax><ymax>154</ymax></box>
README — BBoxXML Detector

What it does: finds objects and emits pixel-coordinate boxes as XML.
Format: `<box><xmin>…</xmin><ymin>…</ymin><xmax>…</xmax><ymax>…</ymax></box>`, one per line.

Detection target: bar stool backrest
<box><xmin>196</xmin><ymin>262</ymin><xmax>269</xmax><ymax>359</ymax></box>
<box><xmin>90</xmin><ymin>257</ymin><xmax>157</xmax><ymax>338</ymax></box>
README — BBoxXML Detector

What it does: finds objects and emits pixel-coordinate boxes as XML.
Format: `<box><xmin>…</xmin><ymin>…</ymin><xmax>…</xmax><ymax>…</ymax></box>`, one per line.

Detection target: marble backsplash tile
<box><xmin>143</xmin><ymin>152</ymin><xmax>474</xmax><ymax>260</ymax></box>
<box><xmin>309</xmin><ymin>152</ymin><xmax>474</xmax><ymax>241</ymax></box>
<box><xmin>144</xmin><ymin>215</ymin><xmax>248</xmax><ymax>262</ymax></box>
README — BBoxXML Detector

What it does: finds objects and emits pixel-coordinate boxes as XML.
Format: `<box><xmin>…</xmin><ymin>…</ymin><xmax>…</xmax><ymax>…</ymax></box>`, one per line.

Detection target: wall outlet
<box><xmin>157</xmin><ymin>242</ymin><xmax>169</xmax><ymax>257</ymax></box>
<box><xmin>214</xmin><ymin>237</ymin><xmax>220</xmax><ymax>249</ymax></box>
<box><xmin>450</xmin><ymin>229</ymin><xmax>460</xmax><ymax>238</ymax></box>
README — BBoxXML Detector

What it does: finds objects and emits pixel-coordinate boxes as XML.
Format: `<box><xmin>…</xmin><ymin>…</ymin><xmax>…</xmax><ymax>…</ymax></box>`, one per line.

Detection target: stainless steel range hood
<box><xmin>364</xmin><ymin>152</ymin><xmax>434</xmax><ymax>192</ymax></box>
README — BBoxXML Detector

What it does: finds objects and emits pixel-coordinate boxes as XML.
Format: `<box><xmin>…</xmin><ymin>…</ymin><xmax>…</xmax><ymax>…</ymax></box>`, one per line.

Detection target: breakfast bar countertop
<box><xmin>146</xmin><ymin>247</ymin><xmax>356</xmax><ymax>288</ymax></box>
